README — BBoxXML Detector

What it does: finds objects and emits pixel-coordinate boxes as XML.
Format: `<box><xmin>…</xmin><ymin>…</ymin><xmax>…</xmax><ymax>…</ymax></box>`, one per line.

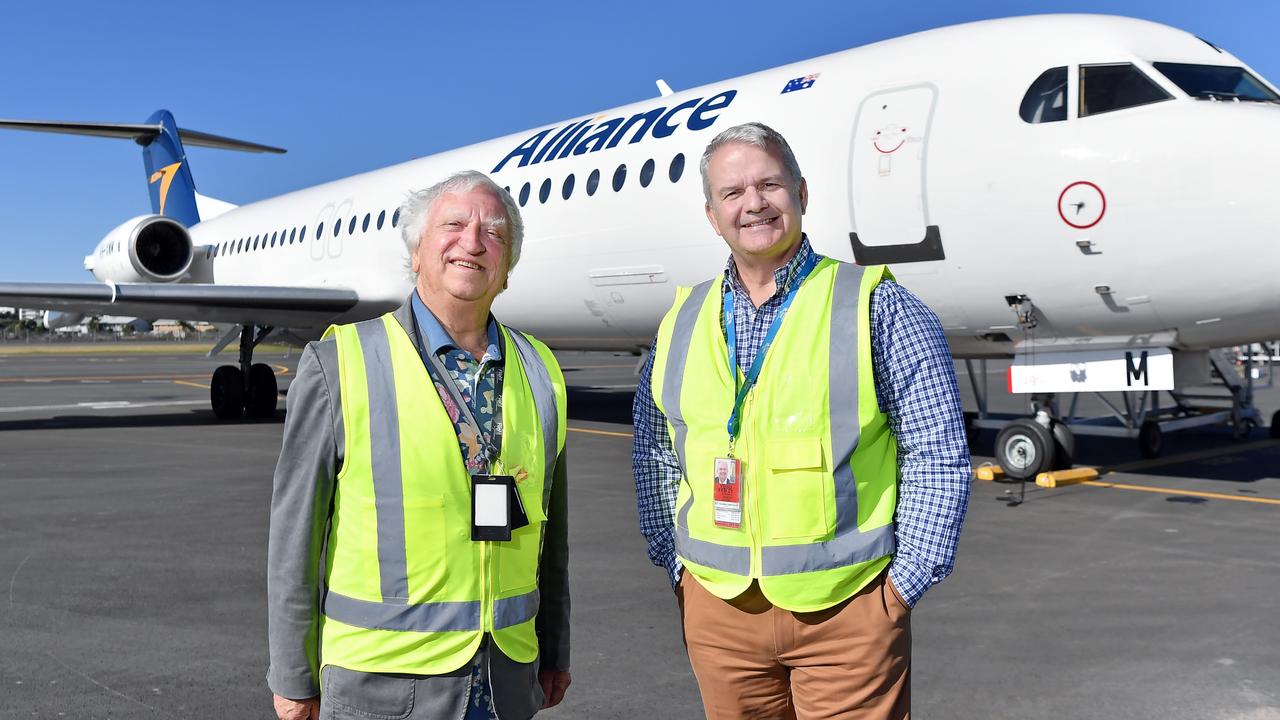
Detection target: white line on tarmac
<box><xmin>0</xmin><ymin>400</ymin><xmax>206</xmax><ymax>414</ymax></box>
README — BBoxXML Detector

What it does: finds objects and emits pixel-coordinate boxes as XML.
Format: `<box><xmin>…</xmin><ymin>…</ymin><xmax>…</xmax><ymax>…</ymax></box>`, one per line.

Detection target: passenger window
<box><xmin>300</xmin><ymin>225</ymin><xmax>307</xmax><ymax>241</ymax></box>
<box><xmin>1080</xmin><ymin>63</ymin><xmax>1171</xmax><ymax>117</ymax></box>
<box><xmin>316</xmin><ymin>223</ymin><xmax>324</xmax><ymax>239</ymax></box>
<box><xmin>640</xmin><ymin>159</ymin><xmax>655</xmax><ymax>187</ymax></box>
<box><xmin>586</xmin><ymin>169</ymin><xmax>600</xmax><ymax>196</ymax></box>
<box><xmin>290</xmin><ymin>228</ymin><xmax>297</xmax><ymax>244</ymax></box>
<box><xmin>1020</xmin><ymin>67</ymin><xmax>1068</xmax><ymax>123</ymax></box>
<box><xmin>392</xmin><ymin>209</ymin><xmax>400</xmax><ymax>227</ymax></box>
<box><xmin>562</xmin><ymin>174</ymin><xmax>575</xmax><ymax>200</ymax></box>
<box><xmin>669</xmin><ymin>153</ymin><xmax>685</xmax><ymax>183</ymax></box>
<box><xmin>334</xmin><ymin>220</ymin><xmax>342</xmax><ymax>237</ymax></box>
<box><xmin>539</xmin><ymin>178</ymin><xmax>551</xmax><ymax>204</ymax></box>
<box><xmin>519</xmin><ymin>182</ymin><xmax>531</xmax><ymax>207</ymax></box>
<box><xmin>377</xmin><ymin>211</ymin><xmax>385</xmax><ymax>230</ymax></box>
<box><xmin>348</xmin><ymin>216</ymin><xmax>357</xmax><ymax>235</ymax></box>
<box><xmin>362</xmin><ymin>214</ymin><xmax>370</xmax><ymax>232</ymax></box>
<box><xmin>253</xmin><ymin>236</ymin><xmax>259</xmax><ymax>250</ymax></box>
<box><xmin>612</xmin><ymin>164</ymin><xmax>627</xmax><ymax>192</ymax></box>
<box><xmin>271</xmin><ymin>232</ymin><xmax>278</xmax><ymax>247</ymax></box>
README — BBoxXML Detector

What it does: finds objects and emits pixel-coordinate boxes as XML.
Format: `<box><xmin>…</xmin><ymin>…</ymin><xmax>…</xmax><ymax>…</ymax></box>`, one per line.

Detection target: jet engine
<box><xmin>86</xmin><ymin>214</ymin><xmax>193</xmax><ymax>283</ymax></box>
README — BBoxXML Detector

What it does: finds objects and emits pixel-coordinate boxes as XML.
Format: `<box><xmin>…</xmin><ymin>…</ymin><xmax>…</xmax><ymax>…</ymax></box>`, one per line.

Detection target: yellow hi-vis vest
<box><xmin>651</xmin><ymin>258</ymin><xmax>898</xmax><ymax>613</ymax></box>
<box><xmin>318</xmin><ymin>313</ymin><xmax>566</xmax><ymax>675</ymax></box>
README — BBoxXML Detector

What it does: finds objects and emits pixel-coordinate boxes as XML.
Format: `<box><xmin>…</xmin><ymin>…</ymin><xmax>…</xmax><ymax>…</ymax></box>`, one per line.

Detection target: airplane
<box><xmin>2</xmin><ymin>14</ymin><xmax>1278</xmax><ymax>480</ymax></box>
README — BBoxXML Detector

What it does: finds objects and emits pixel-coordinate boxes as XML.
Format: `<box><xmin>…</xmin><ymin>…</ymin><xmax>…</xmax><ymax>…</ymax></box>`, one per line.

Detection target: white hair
<box><xmin>699</xmin><ymin>122</ymin><xmax>803</xmax><ymax>202</ymax></box>
<box><xmin>399</xmin><ymin>170</ymin><xmax>524</xmax><ymax>278</ymax></box>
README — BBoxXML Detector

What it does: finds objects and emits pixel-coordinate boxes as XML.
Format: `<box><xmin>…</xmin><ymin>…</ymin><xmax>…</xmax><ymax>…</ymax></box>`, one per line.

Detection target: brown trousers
<box><xmin>677</xmin><ymin>570</ymin><xmax>911</xmax><ymax>720</ymax></box>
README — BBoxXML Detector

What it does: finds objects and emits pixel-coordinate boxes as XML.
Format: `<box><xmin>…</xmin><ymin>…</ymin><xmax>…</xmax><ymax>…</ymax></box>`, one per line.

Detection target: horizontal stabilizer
<box><xmin>0</xmin><ymin>282</ymin><xmax>358</xmax><ymax>329</ymax></box>
<box><xmin>0</xmin><ymin>118</ymin><xmax>286</xmax><ymax>154</ymax></box>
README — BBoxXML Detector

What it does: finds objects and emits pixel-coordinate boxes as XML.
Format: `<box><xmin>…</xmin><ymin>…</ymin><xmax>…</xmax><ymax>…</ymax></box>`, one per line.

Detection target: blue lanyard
<box><xmin>723</xmin><ymin>254</ymin><xmax>818</xmax><ymax>451</ymax></box>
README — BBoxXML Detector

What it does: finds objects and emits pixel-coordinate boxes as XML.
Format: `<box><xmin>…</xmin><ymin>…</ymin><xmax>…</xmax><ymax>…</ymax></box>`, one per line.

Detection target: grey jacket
<box><xmin>266</xmin><ymin>299</ymin><xmax>570</xmax><ymax>718</ymax></box>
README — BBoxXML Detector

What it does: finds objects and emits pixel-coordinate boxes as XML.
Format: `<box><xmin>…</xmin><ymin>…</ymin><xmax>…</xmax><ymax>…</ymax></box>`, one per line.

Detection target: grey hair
<box><xmin>699</xmin><ymin>122</ymin><xmax>803</xmax><ymax>202</ymax></box>
<box><xmin>399</xmin><ymin>170</ymin><xmax>524</xmax><ymax>278</ymax></box>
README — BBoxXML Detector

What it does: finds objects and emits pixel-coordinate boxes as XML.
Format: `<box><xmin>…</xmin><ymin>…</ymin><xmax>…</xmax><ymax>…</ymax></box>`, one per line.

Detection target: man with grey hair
<box><xmin>633</xmin><ymin>122</ymin><xmax>970</xmax><ymax>718</ymax></box>
<box><xmin>268</xmin><ymin>170</ymin><xmax>571</xmax><ymax>720</ymax></box>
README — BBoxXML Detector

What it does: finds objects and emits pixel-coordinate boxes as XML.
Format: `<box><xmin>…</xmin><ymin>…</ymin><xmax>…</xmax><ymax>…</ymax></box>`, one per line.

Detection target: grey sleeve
<box><xmin>536</xmin><ymin>449</ymin><xmax>570</xmax><ymax>673</ymax></box>
<box><xmin>266</xmin><ymin>341</ymin><xmax>341</xmax><ymax>699</ymax></box>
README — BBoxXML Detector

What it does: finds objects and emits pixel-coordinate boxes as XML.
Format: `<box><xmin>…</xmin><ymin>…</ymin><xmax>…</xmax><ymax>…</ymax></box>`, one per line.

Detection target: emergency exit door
<box><xmin>848</xmin><ymin>84</ymin><xmax>944</xmax><ymax>264</ymax></box>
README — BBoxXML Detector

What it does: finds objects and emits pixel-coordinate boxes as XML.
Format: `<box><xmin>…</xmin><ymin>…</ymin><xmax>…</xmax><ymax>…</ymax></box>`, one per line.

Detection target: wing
<box><xmin>0</xmin><ymin>282</ymin><xmax>363</xmax><ymax>328</ymax></box>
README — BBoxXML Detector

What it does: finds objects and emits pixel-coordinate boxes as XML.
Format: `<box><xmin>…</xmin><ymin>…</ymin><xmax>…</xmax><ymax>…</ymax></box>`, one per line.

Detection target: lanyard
<box><xmin>409</xmin><ymin>310</ymin><xmax>505</xmax><ymax>474</ymax></box>
<box><xmin>723</xmin><ymin>253</ymin><xmax>818</xmax><ymax>453</ymax></box>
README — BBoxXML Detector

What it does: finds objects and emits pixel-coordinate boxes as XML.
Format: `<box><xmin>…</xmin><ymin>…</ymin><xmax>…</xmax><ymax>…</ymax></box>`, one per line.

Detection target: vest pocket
<box><xmin>763</xmin><ymin>437</ymin><xmax>833</xmax><ymax>540</ymax></box>
<box><xmin>498</xmin><ymin>488</ymin><xmax>547</xmax><ymax>594</ymax></box>
<box><xmin>402</xmin><ymin>495</ymin><xmax>448</xmax><ymax>600</ymax></box>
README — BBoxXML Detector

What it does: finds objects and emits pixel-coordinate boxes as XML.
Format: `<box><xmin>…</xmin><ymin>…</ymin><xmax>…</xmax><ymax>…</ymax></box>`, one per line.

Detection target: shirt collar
<box><xmin>410</xmin><ymin>290</ymin><xmax>503</xmax><ymax>361</ymax></box>
<box><xmin>723</xmin><ymin>234</ymin><xmax>818</xmax><ymax>301</ymax></box>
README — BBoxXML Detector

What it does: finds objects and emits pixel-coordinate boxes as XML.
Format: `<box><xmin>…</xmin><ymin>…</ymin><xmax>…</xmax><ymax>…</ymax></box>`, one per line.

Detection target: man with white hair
<box><xmin>633</xmin><ymin>123</ymin><xmax>970</xmax><ymax>719</ymax></box>
<box><xmin>268</xmin><ymin>171</ymin><xmax>571</xmax><ymax>720</ymax></box>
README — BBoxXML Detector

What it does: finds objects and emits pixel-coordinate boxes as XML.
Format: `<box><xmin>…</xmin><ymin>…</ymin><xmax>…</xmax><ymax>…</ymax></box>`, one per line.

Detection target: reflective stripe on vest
<box><xmin>654</xmin><ymin>259</ymin><xmax>898</xmax><ymax>609</ymax></box>
<box><xmin>320</xmin><ymin>312</ymin><xmax>565</xmax><ymax>673</ymax></box>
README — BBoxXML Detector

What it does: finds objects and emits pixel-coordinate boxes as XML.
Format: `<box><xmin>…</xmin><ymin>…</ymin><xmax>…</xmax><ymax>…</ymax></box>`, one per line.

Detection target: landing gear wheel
<box><xmin>995</xmin><ymin>418</ymin><xmax>1056</xmax><ymax>480</ymax></box>
<box><xmin>1050</xmin><ymin>421</ymin><xmax>1075</xmax><ymax>470</ymax></box>
<box><xmin>1271</xmin><ymin>409</ymin><xmax>1280</xmax><ymax>440</ymax></box>
<box><xmin>211</xmin><ymin>365</ymin><xmax>245</xmax><ymax>420</ymax></box>
<box><xmin>1138</xmin><ymin>420</ymin><xmax>1163</xmax><ymax>459</ymax></box>
<box><xmin>245</xmin><ymin>363</ymin><xmax>279</xmax><ymax>419</ymax></box>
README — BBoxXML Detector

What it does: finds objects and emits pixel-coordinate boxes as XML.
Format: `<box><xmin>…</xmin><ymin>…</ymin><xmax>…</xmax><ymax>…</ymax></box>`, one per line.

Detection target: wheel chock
<box><xmin>1035</xmin><ymin>467</ymin><xmax>1099</xmax><ymax>488</ymax></box>
<box><xmin>974</xmin><ymin>465</ymin><xmax>1005</xmax><ymax>481</ymax></box>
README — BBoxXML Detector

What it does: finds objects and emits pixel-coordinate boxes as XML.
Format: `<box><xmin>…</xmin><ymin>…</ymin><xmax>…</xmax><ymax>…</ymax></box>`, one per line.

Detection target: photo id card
<box><xmin>472</xmin><ymin>474</ymin><xmax>515</xmax><ymax>541</ymax></box>
<box><xmin>712</xmin><ymin>457</ymin><xmax>742</xmax><ymax>529</ymax></box>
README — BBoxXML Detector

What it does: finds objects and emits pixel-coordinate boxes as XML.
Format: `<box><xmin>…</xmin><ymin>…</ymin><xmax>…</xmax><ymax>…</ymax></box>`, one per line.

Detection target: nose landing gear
<box><xmin>210</xmin><ymin>325</ymin><xmax>279</xmax><ymax>420</ymax></box>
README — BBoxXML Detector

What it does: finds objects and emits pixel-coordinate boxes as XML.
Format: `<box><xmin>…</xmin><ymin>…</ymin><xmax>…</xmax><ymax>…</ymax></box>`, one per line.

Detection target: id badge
<box><xmin>472</xmin><ymin>474</ymin><xmax>516</xmax><ymax>541</ymax></box>
<box><xmin>712</xmin><ymin>457</ymin><xmax>743</xmax><ymax>529</ymax></box>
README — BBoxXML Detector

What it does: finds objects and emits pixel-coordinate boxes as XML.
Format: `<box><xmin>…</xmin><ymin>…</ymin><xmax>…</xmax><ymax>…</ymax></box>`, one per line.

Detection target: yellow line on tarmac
<box><xmin>1081</xmin><ymin>479</ymin><xmax>1280</xmax><ymax>506</ymax></box>
<box><xmin>0</xmin><ymin>373</ymin><xmax>206</xmax><ymax>383</ymax></box>
<box><xmin>568</xmin><ymin>426</ymin><xmax>633</xmax><ymax>439</ymax></box>
<box><xmin>172</xmin><ymin>380</ymin><xmax>210</xmax><ymax>389</ymax></box>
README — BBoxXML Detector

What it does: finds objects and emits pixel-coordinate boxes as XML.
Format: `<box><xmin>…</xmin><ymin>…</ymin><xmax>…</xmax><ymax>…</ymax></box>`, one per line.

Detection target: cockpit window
<box><xmin>1152</xmin><ymin>62</ymin><xmax>1280</xmax><ymax>104</ymax></box>
<box><xmin>1079</xmin><ymin>63</ymin><xmax>1172</xmax><ymax>117</ymax></box>
<box><xmin>1020</xmin><ymin>67</ymin><xmax>1068</xmax><ymax>123</ymax></box>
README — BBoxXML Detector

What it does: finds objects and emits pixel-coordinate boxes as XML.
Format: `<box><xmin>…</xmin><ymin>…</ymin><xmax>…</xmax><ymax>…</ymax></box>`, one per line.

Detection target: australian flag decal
<box><xmin>781</xmin><ymin>73</ymin><xmax>820</xmax><ymax>94</ymax></box>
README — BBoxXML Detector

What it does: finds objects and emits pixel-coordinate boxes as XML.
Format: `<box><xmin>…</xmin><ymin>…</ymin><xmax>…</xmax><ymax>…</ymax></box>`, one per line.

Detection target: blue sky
<box><xmin>0</xmin><ymin>0</ymin><xmax>1275</xmax><ymax>282</ymax></box>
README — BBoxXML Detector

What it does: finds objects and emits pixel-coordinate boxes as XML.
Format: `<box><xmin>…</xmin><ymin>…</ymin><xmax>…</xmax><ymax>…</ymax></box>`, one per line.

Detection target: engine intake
<box><xmin>90</xmin><ymin>215</ymin><xmax>194</xmax><ymax>283</ymax></box>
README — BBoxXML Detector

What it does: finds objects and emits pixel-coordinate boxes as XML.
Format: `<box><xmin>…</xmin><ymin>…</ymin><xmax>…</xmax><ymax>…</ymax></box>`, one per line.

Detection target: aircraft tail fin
<box><xmin>0</xmin><ymin>110</ymin><xmax>285</xmax><ymax>227</ymax></box>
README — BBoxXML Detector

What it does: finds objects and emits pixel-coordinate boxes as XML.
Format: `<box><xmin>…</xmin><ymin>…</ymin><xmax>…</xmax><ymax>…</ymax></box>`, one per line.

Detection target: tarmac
<box><xmin>0</xmin><ymin>347</ymin><xmax>1278</xmax><ymax>719</ymax></box>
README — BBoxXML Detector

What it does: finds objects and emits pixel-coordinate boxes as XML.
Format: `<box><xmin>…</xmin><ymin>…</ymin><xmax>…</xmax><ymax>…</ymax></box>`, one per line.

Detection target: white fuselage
<box><xmin>111</xmin><ymin>14</ymin><xmax>1280</xmax><ymax>354</ymax></box>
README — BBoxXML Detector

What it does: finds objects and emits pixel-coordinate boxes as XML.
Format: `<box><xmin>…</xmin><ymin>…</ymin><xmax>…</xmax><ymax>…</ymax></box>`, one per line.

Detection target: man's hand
<box><xmin>273</xmin><ymin>693</ymin><xmax>319</xmax><ymax>720</ymax></box>
<box><xmin>539</xmin><ymin>670</ymin><xmax>571</xmax><ymax>709</ymax></box>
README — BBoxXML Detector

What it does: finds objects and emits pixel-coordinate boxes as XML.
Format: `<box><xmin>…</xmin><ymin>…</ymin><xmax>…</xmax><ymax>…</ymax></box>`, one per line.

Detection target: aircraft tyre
<box><xmin>245</xmin><ymin>363</ymin><xmax>279</xmax><ymax>419</ymax></box>
<box><xmin>211</xmin><ymin>365</ymin><xmax>245</xmax><ymax>420</ymax></box>
<box><xmin>995</xmin><ymin>418</ymin><xmax>1056</xmax><ymax>480</ymax></box>
<box><xmin>1050</xmin><ymin>421</ymin><xmax>1075</xmax><ymax>470</ymax></box>
<box><xmin>1138</xmin><ymin>420</ymin><xmax>1163</xmax><ymax>459</ymax></box>
<box><xmin>1271</xmin><ymin>410</ymin><xmax>1280</xmax><ymax>439</ymax></box>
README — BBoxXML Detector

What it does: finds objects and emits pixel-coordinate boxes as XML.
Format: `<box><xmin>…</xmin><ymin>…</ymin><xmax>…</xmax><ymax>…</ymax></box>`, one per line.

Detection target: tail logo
<box><xmin>148</xmin><ymin>161</ymin><xmax>183</xmax><ymax>216</ymax></box>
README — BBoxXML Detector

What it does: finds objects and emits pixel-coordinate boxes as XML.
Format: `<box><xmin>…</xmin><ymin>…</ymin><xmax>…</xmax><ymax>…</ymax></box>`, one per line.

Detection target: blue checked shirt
<box><xmin>631</xmin><ymin>236</ymin><xmax>971</xmax><ymax>607</ymax></box>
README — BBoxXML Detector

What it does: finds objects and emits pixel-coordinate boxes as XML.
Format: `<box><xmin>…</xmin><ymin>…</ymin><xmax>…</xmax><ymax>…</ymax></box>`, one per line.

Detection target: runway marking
<box><xmin>0</xmin><ymin>400</ymin><xmax>206</xmax><ymax>414</ymax></box>
<box><xmin>975</xmin><ymin>438</ymin><xmax>1280</xmax><ymax>506</ymax></box>
<box><xmin>8</xmin><ymin>551</ymin><xmax>33</xmax><ymax>607</ymax></box>
<box><xmin>173</xmin><ymin>380</ymin><xmax>210</xmax><ymax>389</ymax></box>
<box><xmin>1079</xmin><ymin>479</ymin><xmax>1280</xmax><ymax>506</ymax></box>
<box><xmin>0</xmin><ymin>373</ymin><xmax>206</xmax><ymax>383</ymax></box>
<box><xmin>568</xmin><ymin>426</ymin><xmax>633</xmax><ymax>439</ymax></box>
<box><xmin>1102</xmin><ymin>438</ymin><xmax>1280</xmax><ymax>474</ymax></box>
